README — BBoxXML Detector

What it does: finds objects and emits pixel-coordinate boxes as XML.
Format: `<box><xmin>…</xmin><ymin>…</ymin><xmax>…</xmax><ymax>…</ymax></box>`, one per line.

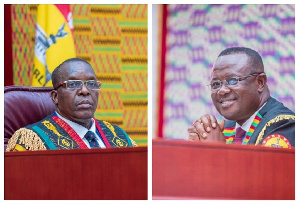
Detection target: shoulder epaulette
<box><xmin>6</xmin><ymin>128</ymin><xmax>47</xmax><ymax>151</ymax></box>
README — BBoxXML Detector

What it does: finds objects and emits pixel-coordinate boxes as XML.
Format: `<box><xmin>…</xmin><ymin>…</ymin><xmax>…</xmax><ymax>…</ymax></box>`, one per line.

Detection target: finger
<box><xmin>188</xmin><ymin>126</ymin><xmax>207</xmax><ymax>140</ymax></box>
<box><xmin>193</xmin><ymin>121</ymin><xmax>208</xmax><ymax>139</ymax></box>
<box><xmin>192</xmin><ymin>120</ymin><xmax>199</xmax><ymax>127</ymax></box>
<box><xmin>187</xmin><ymin>127</ymin><xmax>200</xmax><ymax>141</ymax></box>
<box><xmin>188</xmin><ymin>133</ymin><xmax>200</xmax><ymax>141</ymax></box>
<box><xmin>187</xmin><ymin>126</ymin><xmax>197</xmax><ymax>133</ymax></box>
<box><xmin>200</xmin><ymin>115</ymin><xmax>212</xmax><ymax>133</ymax></box>
<box><xmin>208</xmin><ymin>115</ymin><xmax>218</xmax><ymax>128</ymax></box>
<box><xmin>219</xmin><ymin>119</ymin><xmax>226</xmax><ymax>131</ymax></box>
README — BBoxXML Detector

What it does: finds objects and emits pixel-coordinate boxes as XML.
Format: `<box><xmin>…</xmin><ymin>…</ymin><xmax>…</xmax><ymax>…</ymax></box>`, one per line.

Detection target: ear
<box><xmin>51</xmin><ymin>90</ymin><xmax>58</xmax><ymax>105</ymax></box>
<box><xmin>257</xmin><ymin>74</ymin><xmax>267</xmax><ymax>93</ymax></box>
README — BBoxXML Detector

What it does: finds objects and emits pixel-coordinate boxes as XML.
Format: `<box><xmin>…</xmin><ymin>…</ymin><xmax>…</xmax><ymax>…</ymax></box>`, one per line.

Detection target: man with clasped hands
<box><xmin>188</xmin><ymin>47</ymin><xmax>294</xmax><ymax>148</ymax></box>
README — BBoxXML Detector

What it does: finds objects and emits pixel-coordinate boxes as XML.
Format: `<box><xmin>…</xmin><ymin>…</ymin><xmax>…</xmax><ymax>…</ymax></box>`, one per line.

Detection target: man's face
<box><xmin>54</xmin><ymin>61</ymin><xmax>99</xmax><ymax>123</ymax></box>
<box><xmin>210</xmin><ymin>53</ymin><xmax>261</xmax><ymax>125</ymax></box>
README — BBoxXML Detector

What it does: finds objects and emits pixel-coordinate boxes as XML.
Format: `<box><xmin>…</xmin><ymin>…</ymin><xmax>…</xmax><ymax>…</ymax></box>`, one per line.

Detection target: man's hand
<box><xmin>187</xmin><ymin>114</ymin><xmax>226</xmax><ymax>143</ymax></box>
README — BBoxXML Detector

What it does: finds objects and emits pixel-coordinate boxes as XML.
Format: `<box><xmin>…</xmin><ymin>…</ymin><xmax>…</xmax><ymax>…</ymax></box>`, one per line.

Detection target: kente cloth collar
<box><xmin>236</xmin><ymin>102</ymin><xmax>266</xmax><ymax>132</ymax></box>
<box><xmin>223</xmin><ymin>102</ymin><xmax>267</xmax><ymax>144</ymax></box>
<box><xmin>55</xmin><ymin>111</ymin><xmax>96</xmax><ymax>141</ymax></box>
<box><xmin>224</xmin><ymin>112</ymin><xmax>263</xmax><ymax>144</ymax></box>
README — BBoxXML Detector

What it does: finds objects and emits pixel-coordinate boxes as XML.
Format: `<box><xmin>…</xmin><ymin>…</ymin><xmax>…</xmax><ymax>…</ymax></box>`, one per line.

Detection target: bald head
<box><xmin>218</xmin><ymin>47</ymin><xmax>264</xmax><ymax>74</ymax></box>
<box><xmin>52</xmin><ymin>58</ymin><xmax>94</xmax><ymax>89</ymax></box>
<box><xmin>50</xmin><ymin>58</ymin><xmax>99</xmax><ymax>129</ymax></box>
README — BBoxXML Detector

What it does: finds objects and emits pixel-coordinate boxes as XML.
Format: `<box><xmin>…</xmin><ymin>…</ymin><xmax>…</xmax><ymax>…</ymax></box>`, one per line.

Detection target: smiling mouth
<box><xmin>219</xmin><ymin>99</ymin><xmax>236</xmax><ymax>107</ymax></box>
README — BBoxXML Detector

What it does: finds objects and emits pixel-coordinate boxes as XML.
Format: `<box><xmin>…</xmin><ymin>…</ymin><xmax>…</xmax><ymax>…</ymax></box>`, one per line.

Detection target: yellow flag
<box><xmin>32</xmin><ymin>4</ymin><xmax>76</xmax><ymax>87</ymax></box>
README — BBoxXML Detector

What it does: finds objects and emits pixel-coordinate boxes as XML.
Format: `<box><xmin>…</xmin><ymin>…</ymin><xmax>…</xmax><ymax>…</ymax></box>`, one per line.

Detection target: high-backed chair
<box><xmin>4</xmin><ymin>86</ymin><xmax>56</xmax><ymax>150</ymax></box>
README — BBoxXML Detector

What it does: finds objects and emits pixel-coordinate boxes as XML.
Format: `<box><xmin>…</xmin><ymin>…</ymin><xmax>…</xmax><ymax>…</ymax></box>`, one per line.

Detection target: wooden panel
<box><xmin>152</xmin><ymin>139</ymin><xmax>294</xmax><ymax>200</ymax></box>
<box><xmin>5</xmin><ymin>147</ymin><xmax>147</xmax><ymax>200</ymax></box>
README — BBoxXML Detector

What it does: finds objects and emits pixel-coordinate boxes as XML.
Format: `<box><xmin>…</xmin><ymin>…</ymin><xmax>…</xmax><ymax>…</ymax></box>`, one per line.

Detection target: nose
<box><xmin>217</xmin><ymin>81</ymin><xmax>231</xmax><ymax>95</ymax></box>
<box><xmin>78</xmin><ymin>82</ymin><xmax>90</xmax><ymax>95</ymax></box>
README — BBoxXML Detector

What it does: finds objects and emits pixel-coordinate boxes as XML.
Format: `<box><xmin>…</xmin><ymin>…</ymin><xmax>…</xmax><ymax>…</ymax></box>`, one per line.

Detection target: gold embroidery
<box><xmin>42</xmin><ymin>120</ymin><xmax>63</xmax><ymax>137</ymax></box>
<box><xmin>61</xmin><ymin>138</ymin><xmax>70</xmax><ymax>147</ymax></box>
<box><xmin>42</xmin><ymin>120</ymin><xmax>73</xmax><ymax>149</ymax></box>
<box><xmin>6</xmin><ymin>128</ymin><xmax>46</xmax><ymax>152</ymax></box>
<box><xmin>103</xmin><ymin>121</ymin><xmax>128</xmax><ymax>147</ymax></box>
<box><xmin>255</xmin><ymin>114</ymin><xmax>295</xmax><ymax>145</ymax></box>
<box><xmin>115</xmin><ymin>139</ymin><xmax>124</xmax><ymax>146</ymax></box>
<box><xmin>103</xmin><ymin>121</ymin><xmax>117</xmax><ymax>136</ymax></box>
<box><xmin>58</xmin><ymin>136</ymin><xmax>74</xmax><ymax>149</ymax></box>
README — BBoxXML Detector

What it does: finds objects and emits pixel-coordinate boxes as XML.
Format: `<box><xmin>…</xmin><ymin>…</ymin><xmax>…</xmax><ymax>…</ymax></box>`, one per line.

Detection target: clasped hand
<box><xmin>188</xmin><ymin>114</ymin><xmax>226</xmax><ymax>142</ymax></box>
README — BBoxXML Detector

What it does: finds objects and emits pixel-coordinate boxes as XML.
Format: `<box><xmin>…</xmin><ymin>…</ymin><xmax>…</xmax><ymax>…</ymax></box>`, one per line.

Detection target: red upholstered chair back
<box><xmin>4</xmin><ymin>86</ymin><xmax>56</xmax><ymax>150</ymax></box>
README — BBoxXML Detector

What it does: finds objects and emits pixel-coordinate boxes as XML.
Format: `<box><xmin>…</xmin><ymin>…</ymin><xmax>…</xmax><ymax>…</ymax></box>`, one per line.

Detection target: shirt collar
<box><xmin>55</xmin><ymin>111</ymin><xmax>96</xmax><ymax>140</ymax></box>
<box><xmin>236</xmin><ymin>102</ymin><xmax>266</xmax><ymax>132</ymax></box>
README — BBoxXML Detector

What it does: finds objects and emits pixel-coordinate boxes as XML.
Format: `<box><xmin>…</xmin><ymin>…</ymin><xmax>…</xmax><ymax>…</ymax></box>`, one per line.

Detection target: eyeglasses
<box><xmin>54</xmin><ymin>80</ymin><xmax>102</xmax><ymax>90</ymax></box>
<box><xmin>207</xmin><ymin>73</ymin><xmax>265</xmax><ymax>92</ymax></box>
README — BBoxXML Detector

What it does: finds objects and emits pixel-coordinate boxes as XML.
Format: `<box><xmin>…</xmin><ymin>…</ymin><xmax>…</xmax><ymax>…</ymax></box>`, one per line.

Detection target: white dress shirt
<box><xmin>55</xmin><ymin>112</ymin><xmax>106</xmax><ymax>148</ymax></box>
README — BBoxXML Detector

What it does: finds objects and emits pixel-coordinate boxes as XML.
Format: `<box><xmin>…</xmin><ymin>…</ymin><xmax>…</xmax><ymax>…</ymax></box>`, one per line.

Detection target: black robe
<box><xmin>224</xmin><ymin>97</ymin><xmax>295</xmax><ymax>148</ymax></box>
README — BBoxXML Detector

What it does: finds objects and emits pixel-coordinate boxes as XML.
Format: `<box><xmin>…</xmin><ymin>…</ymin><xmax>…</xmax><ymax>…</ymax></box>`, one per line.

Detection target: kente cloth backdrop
<box><xmin>11</xmin><ymin>4</ymin><xmax>148</xmax><ymax>146</ymax></box>
<box><xmin>160</xmin><ymin>4</ymin><xmax>294</xmax><ymax>139</ymax></box>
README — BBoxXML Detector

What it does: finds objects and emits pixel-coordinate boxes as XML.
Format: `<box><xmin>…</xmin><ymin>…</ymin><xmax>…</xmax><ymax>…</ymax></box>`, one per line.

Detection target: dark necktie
<box><xmin>84</xmin><ymin>131</ymin><xmax>100</xmax><ymax>148</ymax></box>
<box><xmin>234</xmin><ymin>127</ymin><xmax>246</xmax><ymax>144</ymax></box>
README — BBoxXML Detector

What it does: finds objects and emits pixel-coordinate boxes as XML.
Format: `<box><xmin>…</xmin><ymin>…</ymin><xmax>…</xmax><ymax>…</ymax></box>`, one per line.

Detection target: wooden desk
<box><xmin>152</xmin><ymin>139</ymin><xmax>294</xmax><ymax>200</ymax></box>
<box><xmin>5</xmin><ymin>147</ymin><xmax>147</xmax><ymax>200</ymax></box>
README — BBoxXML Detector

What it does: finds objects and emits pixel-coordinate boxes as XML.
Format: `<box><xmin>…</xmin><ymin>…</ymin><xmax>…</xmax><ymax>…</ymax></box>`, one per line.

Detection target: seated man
<box><xmin>6</xmin><ymin>58</ymin><xmax>137</xmax><ymax>151</ymax></box>
<box><xmin>188</xmin><ymin>47</ymin><xmax>295</xmax><ymax>148</ymax></box>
